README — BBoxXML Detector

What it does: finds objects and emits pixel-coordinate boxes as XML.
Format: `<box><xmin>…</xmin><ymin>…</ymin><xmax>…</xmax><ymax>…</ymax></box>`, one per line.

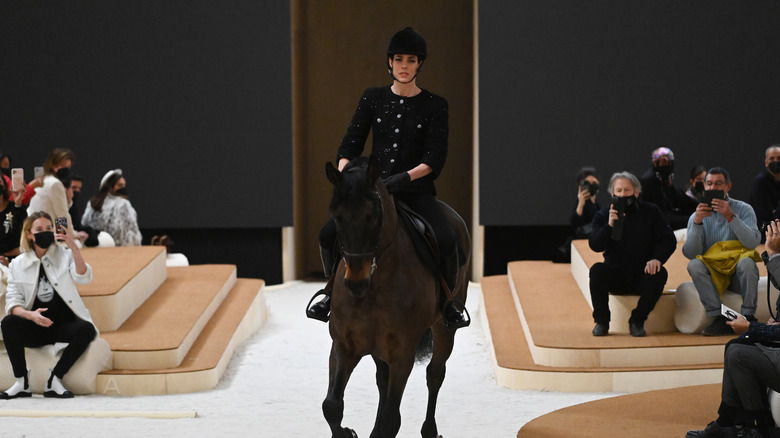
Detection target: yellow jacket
<box><xmin>696</xmin><ymin>240</ymin><xmax>762</xmax><ymax>295</ymax></box>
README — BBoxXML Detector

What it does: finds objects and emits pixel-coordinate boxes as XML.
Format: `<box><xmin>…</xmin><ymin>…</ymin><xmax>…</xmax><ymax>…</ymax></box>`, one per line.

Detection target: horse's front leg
<box><xmin>324</xmin><ymin>343</ymin><xmax>360</xmax><ymax>438</ymax></box>
<box><xmin>369</xmin><ymin>356</ymin><xmax>414</xmax><ymax>438</ymax></box>
<box><xmin>421</xmin><ymin>322</ymin><xmax>455</xmax><ymax>438</ymax></box>
<box><xmin>371</xmin><ymin>357</ymin><xmax>389</xmax><ymax>433</ymax></box>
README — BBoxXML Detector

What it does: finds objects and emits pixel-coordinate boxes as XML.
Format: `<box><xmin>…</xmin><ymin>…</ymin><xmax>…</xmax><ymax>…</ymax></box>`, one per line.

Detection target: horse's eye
<box><xmin>366</xmin><ymin>214</ymin><xmax>376</xmax><ymax>223</ymax></box>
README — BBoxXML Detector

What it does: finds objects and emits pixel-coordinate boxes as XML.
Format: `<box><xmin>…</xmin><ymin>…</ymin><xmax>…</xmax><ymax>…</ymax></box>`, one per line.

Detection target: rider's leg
<box><xmin>401</xmin><ymin>195</ymin><xmax>468</xmax><ymax>329</ymax></box>
<box><xmin>307</xmin><ymin>219</ymin><xmax>338</xmax><ymax>322</ymax></box>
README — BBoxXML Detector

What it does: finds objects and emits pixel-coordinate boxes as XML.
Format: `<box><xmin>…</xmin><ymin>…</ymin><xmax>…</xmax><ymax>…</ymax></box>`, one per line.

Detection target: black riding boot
<box><xmin>441</xmin><ymin>251</ymin><xmax>469</xmax><ymax>329</ymax></box>
<box><xmin>306</xmin><ymin>246</ymin><xmax>337</xmax><ymax>322</ymax></box>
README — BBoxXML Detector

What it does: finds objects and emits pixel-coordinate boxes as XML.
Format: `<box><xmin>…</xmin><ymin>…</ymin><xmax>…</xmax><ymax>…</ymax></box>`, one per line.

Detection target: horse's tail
<box><xmin>415</xmin><ymin>328</ymin><xmax>433</xmax><ymax>363</ymax></box>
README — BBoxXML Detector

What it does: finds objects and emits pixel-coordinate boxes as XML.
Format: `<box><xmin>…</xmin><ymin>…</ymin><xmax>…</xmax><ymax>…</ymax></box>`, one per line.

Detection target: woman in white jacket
<box><xmin>0</xmin><ymin>211</ymin><xmax>96</xmax><ymax>399</ymax></box>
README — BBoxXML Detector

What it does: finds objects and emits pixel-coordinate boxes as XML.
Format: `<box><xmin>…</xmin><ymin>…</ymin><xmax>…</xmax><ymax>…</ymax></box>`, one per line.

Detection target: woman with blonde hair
<box><xmin>26</xmin><ymin>148</ymin><xmax>76</xmax><ymax>236</ymax></box>
<box><xmin>0</xmin><ymin>211</ymin><xmax>96</xmax><ymax>399</ymax></box>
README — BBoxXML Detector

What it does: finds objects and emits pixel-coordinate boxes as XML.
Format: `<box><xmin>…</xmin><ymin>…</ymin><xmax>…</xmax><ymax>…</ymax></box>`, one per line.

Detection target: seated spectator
<box><xmin>67</xmin><ymin>175</ymin><xmax>99</xmax><ymax>247</ymax></box>
<box><xmin>82</xmin><ymin>169</ymin><xmax>141</xmax><ymax>246</ymax></box>
<box><xmin>0</xmin><ymin>211</ymin><xmax>96</xmax><ymax>399</ymax></box>
<box><xmin>683</xmin><ymin>167</ymin><xmax>762</xmax><ymax>336</ymax></box>
<box><xmin>588</xmin><ymin>171</ymin><xmax>676</xmax><ymax>337</ymax></box>
<box><xmin>0</xmin><ymin>176</ymin><xmax>27</xmax><ymax>266</ymax></box>
<box><xmin>686</xmin><ymin>220</ymin><xmax>780</xmax><ymax>438</ymax></box>
<box><xmin>685</xmin><ymin>165</ymin><xmax>707</xmax><ymax>203</ymax></box>
<box><xmin>749</xmin><ymin>144</ymin><xmax>780</xmax><ymax>229</ymax></box>
<box><xmin>26</xmin><ymin>149</ymin><xmax>76</xmax><ymax>236</ymax></box>
<box><xmin>639</xmin><ymin>147</ymin><xmax>698</xmax><ymax>230</ymax></box>
<box><xmin>571</xmin><ymin>166</ymin><xmax>601</xmax><ymax>238</ymax></box>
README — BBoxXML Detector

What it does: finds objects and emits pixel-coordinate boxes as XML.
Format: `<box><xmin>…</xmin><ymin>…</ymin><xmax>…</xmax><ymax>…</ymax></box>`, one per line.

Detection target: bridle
<box><xmin>339</xmin><ymin>187</ymin><xmax>398</xmax><ymax>285</ymax></box>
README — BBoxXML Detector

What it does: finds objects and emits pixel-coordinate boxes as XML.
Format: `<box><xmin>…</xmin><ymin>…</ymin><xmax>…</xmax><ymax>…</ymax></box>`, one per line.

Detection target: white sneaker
<box><xmin>44</xmin><ymin>370</ymin><xmax>74</xmax><ymax>399</ymax></box>
<box><xmin>0</xmin><ymin>369</ymin><xmax>32</xmax><ymax>399</ymax></box>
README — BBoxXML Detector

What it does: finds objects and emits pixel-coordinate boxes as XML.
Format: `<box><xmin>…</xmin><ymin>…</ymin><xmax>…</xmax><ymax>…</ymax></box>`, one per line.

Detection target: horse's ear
<box><xmin>326</xmin><ymin>161</ymin><xmax>342</xmax><ymax>186</ymax></box>
<box><xmin>367</xmin><ymin>155</ymin><xmax>380</xmax><ymax>186</ymax></box>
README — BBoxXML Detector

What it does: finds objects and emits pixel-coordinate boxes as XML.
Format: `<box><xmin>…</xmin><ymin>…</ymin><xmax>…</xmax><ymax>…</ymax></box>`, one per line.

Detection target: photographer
<box><xmin>686</xmin><ymin>220</ymin><xmax>780</xmax><ymax>438</ymax></box>
<box><xmin>683</xmin><ymin>167</ymin><xmax>761</xmax><ymax>336</ymax></box>
<box><xmin>571</xmin><ymin>167</ymin><xmax>601</xmax><ymax>238</ymax></box>
<box><xmin>588</xmin><ymin>172</ymin><xmax>676</xmax><ymax>337</ymax></box>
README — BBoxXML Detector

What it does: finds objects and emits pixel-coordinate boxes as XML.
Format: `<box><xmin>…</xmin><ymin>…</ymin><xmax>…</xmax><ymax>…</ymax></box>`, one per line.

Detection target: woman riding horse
<box><xmin>307</xmin><ymin>27</ymin><xmax>467</xmax><ymax>329</ymax></box>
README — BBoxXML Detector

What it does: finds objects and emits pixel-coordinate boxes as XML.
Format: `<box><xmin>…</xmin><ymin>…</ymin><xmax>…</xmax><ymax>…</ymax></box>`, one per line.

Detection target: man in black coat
<box><xmin>589</xmin><ymin>171</ymin><xmax>677</xmax><ymax>337</ymax></box>
<box><xmin>639</xmin><ymin>147</ymin><xmax>698</xmax><ymax>230</ymax></box>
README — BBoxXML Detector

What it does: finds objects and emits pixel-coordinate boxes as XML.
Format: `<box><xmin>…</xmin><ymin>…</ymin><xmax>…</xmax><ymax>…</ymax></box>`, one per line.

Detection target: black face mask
<box><xmin>56</xmin><ymin>167</ymin><xmax>70</xmax><ymax>182</ymax></box>
<box><xmin>114</xmin><ymin>188</ymin><xmax>128</xmax><ymax>197</ymax></box>
<box><xmin>768</xmin><ymin>161</ymin><xmax>780</xmax><ymax>174</ymax></box>
<box><xmin>0</xmin><ymin>168</ymin><xmax>10</xmax><ymax>178</ymax></box>
<box><xmin>654</xmin><ymin>165</ymin><xmax>674</xmax><ymax>180</ymax></box>
<box><xmin>694</xmin><ymin>181</ymin><xmax>705</xmax><ymax>193</ymax></box>
<box><xmin>71</xmin><ymin>191</ymin><xmax>79</xmax><ymax>203</ymax></box>
<box><xmin>34</xmin><ymin>231</ymin><xmax>55</xmax><ymax>249</ymax></box>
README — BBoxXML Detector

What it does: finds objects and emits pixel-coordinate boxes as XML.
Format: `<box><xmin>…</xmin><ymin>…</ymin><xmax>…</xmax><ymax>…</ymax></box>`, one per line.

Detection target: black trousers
<box><xmin>722</xmin><ymin>342</ymin><xmax>780</xmax><ymax>413</ymax></box>
<box><xmin>589</xmin><ymin>262</ymin><xmax>667</xmax><ymax>325</ymax></box>
<box><xmin>1</xmin><ymin>314</ymin><xmax>96</xmax><ymax>378</ymax></box>
<box><xmin>319</xmin><ymin>193</ymin><xmax>456</xmax><ymax>258</ymax></box>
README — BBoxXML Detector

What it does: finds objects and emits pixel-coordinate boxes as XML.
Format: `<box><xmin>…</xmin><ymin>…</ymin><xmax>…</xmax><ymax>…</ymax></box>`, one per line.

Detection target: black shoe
<box><xmin>686</xmin><ymin>421</ymin><xmax>738</xmax><ymax>438</ymax></box>
<box><xmin>629</xmin><ymin>321</ymin><xmax>646</xmax><ymax>337</ymax></box>
<box><xmin>306</xmin><ymin>292</ymin><xmax>330</xmax><ymax>323</ymax></box>
<box><xmin>592</xmin><ymin>323</ymin><xmax>609</xmax><ymax>336</ymax></box>
<box><xmin>702</xmin><ymin>315</ymin><xmax>734</xmax><ymax>336</ymax></box>
<box><xmin>741</xmin><ymin>426</ymin><xmax>767</xmax><ymax>438</ymax></box>
<box><xmin>43</xmin><ymin>371</ymin><xmax>74</xmax><ymax>399</ymax></box>
<box><xmin>443</xmin><ymin>301</ymin><xmax>470</xmax><ymax>329</ymax></box>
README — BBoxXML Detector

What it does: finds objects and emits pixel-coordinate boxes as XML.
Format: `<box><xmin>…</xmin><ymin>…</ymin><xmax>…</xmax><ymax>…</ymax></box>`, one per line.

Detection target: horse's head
<box><xmin>326</xmin><ymin>156</ymin><xmax>385</xmax><ymax>298</ymax></box>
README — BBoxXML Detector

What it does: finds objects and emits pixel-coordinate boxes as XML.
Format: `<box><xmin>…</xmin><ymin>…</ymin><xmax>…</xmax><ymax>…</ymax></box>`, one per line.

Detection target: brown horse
<box><xmin>321</xmin><ymin>157</ymin><xmax>470</xmax><ymax>438</ymax></box>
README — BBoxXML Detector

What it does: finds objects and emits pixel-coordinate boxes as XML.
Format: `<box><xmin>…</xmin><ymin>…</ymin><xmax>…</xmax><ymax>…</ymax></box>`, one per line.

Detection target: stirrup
<box><xmin>444</xmin><ymin>301</ymin><xmax>471</xmax><ymax>329</ymax></box>
<box><xmin>306</xmin><ymin>290</ymin><xmax>330</xmax><ymax>322</ymax></box>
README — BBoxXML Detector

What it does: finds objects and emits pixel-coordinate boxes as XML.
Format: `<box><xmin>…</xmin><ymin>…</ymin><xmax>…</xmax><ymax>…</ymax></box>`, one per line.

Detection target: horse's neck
<box><xmin>378</xmin><ymin>188</ymin><xmax>397</xmax><ymax>251</ymax></box>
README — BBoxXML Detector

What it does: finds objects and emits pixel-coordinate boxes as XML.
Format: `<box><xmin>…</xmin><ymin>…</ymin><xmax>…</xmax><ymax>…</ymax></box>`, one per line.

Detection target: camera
<box><xmin>580</xmin><ymin>180</ymin><xmax>598</xmax><ymax>196</ymax></box>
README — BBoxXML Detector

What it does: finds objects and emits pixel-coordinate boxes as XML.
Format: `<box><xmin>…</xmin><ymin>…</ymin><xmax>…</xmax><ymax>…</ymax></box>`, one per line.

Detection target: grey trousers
<box><xmin>687</xmin><ymin>257</ymin><xmax>759</xmax><ymax>317</ymax></box>
<box><xmin>722</xmin><ymin>343</ymin><xmax>780</xmax><ymax>412</ymax></box>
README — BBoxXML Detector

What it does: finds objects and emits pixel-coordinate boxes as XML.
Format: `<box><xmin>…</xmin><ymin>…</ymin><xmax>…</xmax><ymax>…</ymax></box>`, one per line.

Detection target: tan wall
<box><xmin>292</xmin><ymin>0</ymin><xmax>474</xmax><ymax>278</ymax></box>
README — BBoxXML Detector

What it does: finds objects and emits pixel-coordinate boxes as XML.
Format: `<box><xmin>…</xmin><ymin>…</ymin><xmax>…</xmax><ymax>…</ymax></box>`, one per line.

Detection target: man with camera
<box><xmin>588</xmin><ymin>171</ymin><xmax>676</xmax><ymax>337</ymax></box>
<box><xmin>683</xmin><ymin>167</ymin><xmax>762</xmax><ymax>336</ymax></box>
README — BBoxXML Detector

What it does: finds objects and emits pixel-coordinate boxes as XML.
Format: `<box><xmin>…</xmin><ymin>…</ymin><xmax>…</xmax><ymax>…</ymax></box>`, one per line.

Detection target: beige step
<box><xmin>79</xmin><ymin>246</ymin><xmax>168</xmax><ymax>332</ymax></box>
<box><xmin>100</xmin><ymin>265</ymin><xmax>237</xmax><ymax>370</ymax></box>
<box><xmin>481</xmin><ymin>274</ymin><xmax>724</xmax><ymax>393</ymax></box>
<box><xmin>96</xmin><ymin>278</ymin><xmax>267</xmax><ymax>396</ymax></box>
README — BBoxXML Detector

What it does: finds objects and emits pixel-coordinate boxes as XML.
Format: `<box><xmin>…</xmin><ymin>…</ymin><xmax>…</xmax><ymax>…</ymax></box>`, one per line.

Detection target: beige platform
<box><xmin>99</xmin><ymin>265</ymin><xmax>237</xmax><ymax>370</ymax></box>
<box><xmin>78</xmin><ymin>246</ymin><xmax>168</xmax><ymax>332</ymax></box>
<box><xmin>96</xmin><ymin>278</ymin><xmax>266</xmax><ymax>396</ymax></box>
<box><xmin>79</xmin><ymin>247</ymin><xmax>266</xmax><ymax>395</ymax></box>
<box><xmin>517</xmin><ymin>383</ymin><xmax>720</xmax><ymax>437</ymax></box>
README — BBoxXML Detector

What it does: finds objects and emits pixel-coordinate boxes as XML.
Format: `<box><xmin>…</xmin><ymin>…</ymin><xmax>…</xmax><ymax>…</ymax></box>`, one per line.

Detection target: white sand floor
<box><xmin>0</xmin><ymin>281</ymin><xmax>620</xmax><ymax>438</ymax></box>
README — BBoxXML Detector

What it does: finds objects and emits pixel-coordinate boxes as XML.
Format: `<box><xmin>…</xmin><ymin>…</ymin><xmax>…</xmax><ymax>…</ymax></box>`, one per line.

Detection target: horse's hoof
<box><xmin>343</xmin><ymin>427</ymin><xmax>357</xmax><ymax>438</ymax></box>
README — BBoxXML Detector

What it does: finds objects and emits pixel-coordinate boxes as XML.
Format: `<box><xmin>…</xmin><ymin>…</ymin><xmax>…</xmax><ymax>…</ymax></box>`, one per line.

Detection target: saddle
<box><xmin>395</xmin><ymin>200</ymin><xmax>457</xmax><ymax>289</ymax></box>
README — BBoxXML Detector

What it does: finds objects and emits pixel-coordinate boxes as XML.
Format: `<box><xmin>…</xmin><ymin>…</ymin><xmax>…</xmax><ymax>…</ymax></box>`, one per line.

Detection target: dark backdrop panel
<box><xmin>0</xmin><ymin>1</ymin><xmax>292</xmax><ymax>228</ymax></box>
<box><xmin>480</xmin><ymin>1</ymin><xmax>780</xmax><ymax>226</ymax></box>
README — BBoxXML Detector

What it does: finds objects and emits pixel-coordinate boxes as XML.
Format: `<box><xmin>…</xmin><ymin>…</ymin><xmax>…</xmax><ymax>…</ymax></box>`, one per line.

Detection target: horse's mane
<box><xmin>330</xmin><ymin>157</ymin><xmax>380</xmax><ymax>212</ymax></box>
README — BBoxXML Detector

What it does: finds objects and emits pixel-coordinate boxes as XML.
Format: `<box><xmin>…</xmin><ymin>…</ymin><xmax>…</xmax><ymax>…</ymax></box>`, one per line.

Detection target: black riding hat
<box><xmin>386</xmin><ymin>27</ymin><xmax>427</xmax><ymax>61</ymax></box>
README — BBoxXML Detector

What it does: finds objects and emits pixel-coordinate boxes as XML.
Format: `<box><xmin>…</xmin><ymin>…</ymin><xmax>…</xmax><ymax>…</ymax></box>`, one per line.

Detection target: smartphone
<box><xmin>721</xmin><ymin>303</ymin><xmax>741</xmax><ymax>321</ymax></box>
<box><xmin>34</xmin><ymin>166</ymin><xmax>44</xmax><ymax>180</ymax></box>
<box><xmin>702</xmin><ymin>190</ymin><xmax>725</xmax><ymax>207</ymax></box>
<box><xmin>55</xmin><ymin>217</ymin><xmax>68</xmax><ymax>235</ymax></box>
<box><xmin>11</xmin><ymin>168</ymin><xmax>23</xmax><ymax>192</ymax></box>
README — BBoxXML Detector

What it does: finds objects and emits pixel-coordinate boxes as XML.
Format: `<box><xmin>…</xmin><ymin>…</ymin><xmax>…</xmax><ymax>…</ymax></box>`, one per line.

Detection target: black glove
<box><xmin>382</xmin><ymin>172</ymin><xmax>411</xmax><ymax>194</ymax></box>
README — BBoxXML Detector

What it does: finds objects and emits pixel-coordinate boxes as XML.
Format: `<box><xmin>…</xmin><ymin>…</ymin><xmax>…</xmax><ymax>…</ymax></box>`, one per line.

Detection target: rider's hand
<box><xmin>382</xmin><ymin>172</ymin><xmax>411</xmax><ymax>194</ymax></box>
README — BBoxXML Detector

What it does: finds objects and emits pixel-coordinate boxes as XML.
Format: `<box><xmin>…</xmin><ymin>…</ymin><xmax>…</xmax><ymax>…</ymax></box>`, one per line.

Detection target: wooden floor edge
<box><xmin>95</xmin><ymin>285</ymin><xmax>268</xmax><ymax>396</ymax></box>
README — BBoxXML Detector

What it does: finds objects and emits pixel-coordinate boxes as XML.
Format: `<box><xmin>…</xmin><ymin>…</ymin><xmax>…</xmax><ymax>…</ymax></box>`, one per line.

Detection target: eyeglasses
<box><xmin>704</xmin><ymin>180</ymin><xmax>727</xmax><ymax>188</ymax></box>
